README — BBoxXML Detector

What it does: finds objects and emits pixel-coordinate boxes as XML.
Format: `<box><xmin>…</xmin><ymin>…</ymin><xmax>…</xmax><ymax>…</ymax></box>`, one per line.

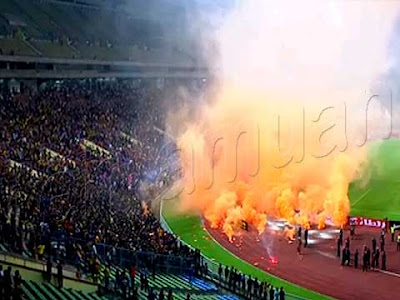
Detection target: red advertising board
<box><xmin>349</xmin><ymin>216</ymin><xmax>386</xmax><ymax>228</ymax></box>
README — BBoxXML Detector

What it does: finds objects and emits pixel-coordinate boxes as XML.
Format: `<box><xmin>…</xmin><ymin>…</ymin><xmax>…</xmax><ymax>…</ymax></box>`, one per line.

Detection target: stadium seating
<box><xmin>21</xmin><ymin>278</ymin><xmax>238</xmax><ymax>300</ymax></box>
<box><xmin>76</xmin><ymin>44</ymin><xmax>130</xmax><ymax>61</ymax></box>
<box><xmin>31</xmin><ymin>40</ymin><xmax>77</xmax><ymax>58</ymax></box>
<box><xmin>0</xmin><ymin>0</ymin><xmax>196</xmax><ymax>65</ymax></box>
<box><xmin>0</xmin><ymin>38</ymin><xmax>38</xmax><ymax>56</ymax></box>
<box><xmin>22</xmin><ymin>280</ymin><xmax>105</xmax><ymax>300</ymax></box>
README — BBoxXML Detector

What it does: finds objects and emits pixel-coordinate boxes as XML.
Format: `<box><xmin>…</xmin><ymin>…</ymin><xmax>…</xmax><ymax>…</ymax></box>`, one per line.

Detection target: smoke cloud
<box><xmin>171</xmin><ymin>0</ymin><xmax>400</xmax><ymax>240</ymax></box>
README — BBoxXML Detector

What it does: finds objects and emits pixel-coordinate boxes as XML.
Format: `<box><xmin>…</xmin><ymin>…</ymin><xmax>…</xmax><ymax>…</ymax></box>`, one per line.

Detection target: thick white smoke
<box><xmin>170</xmin><ymin>0</ymin><xmax>400</xmax><ymax>240</ymax></box>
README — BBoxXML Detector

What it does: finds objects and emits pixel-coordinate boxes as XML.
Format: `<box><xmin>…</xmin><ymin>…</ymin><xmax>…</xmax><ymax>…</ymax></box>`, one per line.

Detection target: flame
<box><xmin>171</xmin><ymin>1</ymin><xmax>398</xmax><ymax>241</ymax></box>
<box><xmin>284</xmin><ymin>227</ymin><xmax>295</xmax><ymax>241</ymax></box>
<box><xmin>177</xmin><ymin>85</ymin><xmax>368</xmax><ymax>240</ymax></box>
<box><xmin>269</xmin><ymin>256</ymin><xmax>278</xmax><ymax>265</ymax></box>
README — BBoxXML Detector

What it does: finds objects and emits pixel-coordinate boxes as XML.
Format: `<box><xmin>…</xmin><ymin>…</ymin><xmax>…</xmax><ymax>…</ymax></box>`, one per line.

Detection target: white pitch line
<box><xmin>351</xmin><ymin>188</ymin><xmax>372</xmax><ymax>208</ymax></box>
<box><xmin>316</xmin><ymin>250</ymin><xmax>337</xmax><ymax>260</ymax></box>
<box><xmin>378</xmin><ymin>270</ymin><xmax>400</xmax><ymax>278</ymax></box>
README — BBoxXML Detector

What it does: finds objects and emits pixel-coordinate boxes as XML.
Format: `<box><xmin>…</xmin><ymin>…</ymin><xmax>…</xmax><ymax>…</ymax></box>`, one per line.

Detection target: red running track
<box><xmin>205</xmin><ymin>221</ymin><xmax>400</xmax><ymax>300</ymax></box>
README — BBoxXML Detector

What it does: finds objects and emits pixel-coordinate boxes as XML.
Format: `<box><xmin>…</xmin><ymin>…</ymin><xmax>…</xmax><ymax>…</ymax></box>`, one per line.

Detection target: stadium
<box><xmin>1</xmin><ymin>1</ymin><xmax>400</xmax><ymax>300</ymax></box>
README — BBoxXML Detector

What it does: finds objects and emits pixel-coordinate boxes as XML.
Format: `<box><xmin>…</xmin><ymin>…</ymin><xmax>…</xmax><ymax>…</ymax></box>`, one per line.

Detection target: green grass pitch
<box><xmin>349</xmin><ymin>139</ymin><xmax>400</xmax><ymax>220</ymax></box>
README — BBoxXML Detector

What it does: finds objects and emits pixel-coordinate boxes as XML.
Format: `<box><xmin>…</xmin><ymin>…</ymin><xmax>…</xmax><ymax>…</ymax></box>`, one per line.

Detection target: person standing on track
<box><xmin>367</xmin><ymin>247</ymin><xmax>371</xmax><ymax>270</ymax></box>
<box><xmin>354</xmin><ymin>249</ymin><xmax>359</xmax><ymax>268</ymax></box>
<box><xmin>297</xmin><ymin>236</ymin><xmax>303</xmax><ymax>257</ymax></box>
<box><xmin>341</xmin><ymin>247</ymin><xmax>346</xmax><ymax>266</ymax></box>
<box><xmin>304</xmin><ymin>228</ymin><xmax>308</xmax><ymax>248</ymax></box>
<box><xmin>391</xmin><ymin>225</ymin><xmax>395</xmax><ymax>242</ymax></box>
<box><xmin>372</xmin><ymin>237</ymin><xmax>377</xmax><ymax>251</ymax></box>
<box><xmin>375</xmin><ymin>249</ymin><xmax>380</xmax><ymax>268</ymax></box>
<box><xmin>297</xmin><ymin>226</ymin><xmax>302</xmax><ymax>245</ymax></box>
<box><xmin>371</xmin><ymin>251</ymin><xmax>376</xmax><ymax>270</ymax></box>
<box><xmin>345</xmin><ymin>247</ymin><xmax>351</xmax><ymax>266</ymax></box>
<box><xmin>345</xmin><ymin>237</ymin><xmax>350</xmax><ymax>250</ymax></box>
<box><xmin>397</xmin><ymin>235</ymin><xmax>400</xmax><ymax>251</ymax></box>
<box><xmin>382</xmin><ymin>250</ymin><xmax>387</xmax><ymax>270</ymax></box>
<box><xmin>350</xmin><ymin>224</ymin><xmax>355</xmax><ymax>239</ymax></box>
<box><xmin>362</xmin><ymin>246</ymin><xmax>368</xmax><ymax>272</ymax></box>
<box><xmin>337</xmin><ymin>238</ymin><xmax>341</xmax><ymax>257</ymax></box>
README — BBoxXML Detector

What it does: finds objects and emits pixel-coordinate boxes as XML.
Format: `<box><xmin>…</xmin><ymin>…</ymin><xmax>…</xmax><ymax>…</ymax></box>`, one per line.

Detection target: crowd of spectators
<box><xmin>0</xmin><ymin>265</ymin><xmax>23</xmax><ymax>300</ymax></box>
<box><xmin>0</xmin><ymin>79</ymin><xmax>284</xmax><ymax>300</ymax></box>
<box><xmin>0</xmin><ymin>80</ymin><xmax>189</xmax><ymax>279</ymax></box>
<box><xmin>217</xmin><ymin>264</ymin><xmax>285</xmax><ymax>300</ymax></box>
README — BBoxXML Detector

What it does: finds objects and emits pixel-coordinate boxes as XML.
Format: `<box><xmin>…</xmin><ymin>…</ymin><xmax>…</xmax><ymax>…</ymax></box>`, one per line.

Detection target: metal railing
<box><xmin>47</xmin><ymin>235</ymin><xmax>196</xmax><ymax>275</ymax></box>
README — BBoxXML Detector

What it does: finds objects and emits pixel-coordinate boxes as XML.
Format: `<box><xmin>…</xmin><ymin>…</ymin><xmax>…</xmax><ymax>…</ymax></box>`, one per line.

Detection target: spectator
<box><xmin>0</xmin><ymin>265</ymin><xmax>3</xmax><ymax>298</ymax></box>
<box><xmin>203</xmin><ymin>262</ymin><xmax>208</xmax><ymax>278</ymax></box>
<box><xmin>274</xmin><ymin>287</ymin><xmax>280</xmax><ymax>300</ymax></box>
<box><xmin>159</xmin><ymin>287</ymin><xmax>165</xmax><ymax>300</ymax></box>
<box><xmin>131</xmin><ymin>286</ymin><xmax>138</xmax><ymax>300</ymax></box>
<box><xmin>14</xmin><ymin>270</ymin><xmax>22</xmax><ymax>286</ymax></box>
<box><xmin>269</xmin><ymin>285</ymin><xmax>275</xmax><ymax>300</ymax></box>
<box><xmin>140</xmin><ymin>272</ymin><xmax>145</xmax><ymax>291</ymax></box>
<box><xmin>57</xmin><ymin>262</ymin><xmax>63</xmax><ymax>288</ymax></box>
<box><xmin>130</xmin><ymin>264</ymin><xmax>136</xmax><ymax>287</ymax></box>
<box><xmin>13</xmin><ymin>269</ymin><xmax>22</xmax><ymax>299</ymax></box>
<box><xmin>280</xmin><ymin>287</ymin><xmax>285</xmax><ymax>300</ymax></box>
<box><xmin>104</xmin><ymin>266</ymin><xmax>110</xmax><ymax>290</ymax></box>
<box><xmin>188</xmin><ymin>264</ymin><xmax>194</xmax><ymax>283</ymax></box>
<box><xmin>11</xmin><ymin>272</ymin><xmax>23</xmax><ymax>300</ymax></box>
<box><xmin>121</xmin><ymin>272</ymin><xmax>128</xmax><ymax>298</ymax></box>
<box><xmin>76</xmin><ymin>267</ymin><xmax>82</xmax><ymax>280</ymax></box>
<box><xmin>46</xmin><ymin>258</ymin><xmax>52</xmax><ymax>282</ymax></box>
<box><xmin>167</xmin><ymin>289</ymin><xmax>173</xmax><ymax>300</ymax></box>
<box><xmin>147</xmin><ymin>288</ymin><xmax>155</xmax><ymax>300</ymax></box>
<box><xmin>4</xmin><ymin>266</ymin><xmax>12</xmax><ymax>298</ymax></box>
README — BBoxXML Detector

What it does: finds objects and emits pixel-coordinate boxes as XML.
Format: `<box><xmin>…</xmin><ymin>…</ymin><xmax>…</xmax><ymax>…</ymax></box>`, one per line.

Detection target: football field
<box><xmin>349</xmin><ymin>139</ymin><xmax>400</xmax><ymax>220</ymax></box>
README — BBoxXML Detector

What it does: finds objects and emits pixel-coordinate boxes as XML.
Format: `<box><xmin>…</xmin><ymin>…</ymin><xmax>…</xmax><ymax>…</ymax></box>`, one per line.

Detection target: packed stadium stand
<box><xmin>0</xmin><ymin>1</ymin><xmax>287</xmax><ymax>299</ymax></box>
<box><xmin>0</xmin><ymin>78</ymin><xmax>251</xmax><ymax>299</ymax></box>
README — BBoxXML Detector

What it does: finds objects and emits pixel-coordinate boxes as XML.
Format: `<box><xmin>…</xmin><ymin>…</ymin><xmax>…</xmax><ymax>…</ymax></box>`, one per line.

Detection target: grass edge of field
<box><xmin>162</xmin><ymin>199</ymin><xmax>335</xmax><ymax>300</ymax></box>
